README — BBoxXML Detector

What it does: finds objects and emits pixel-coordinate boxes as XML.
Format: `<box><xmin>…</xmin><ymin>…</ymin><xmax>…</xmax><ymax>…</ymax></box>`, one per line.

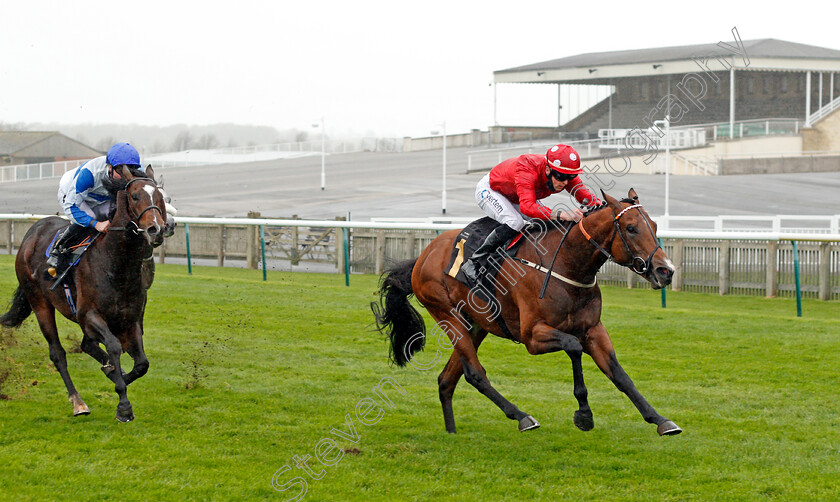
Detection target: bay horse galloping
<box><xmin>372</xmin><ymin>189</ymin><xmax>681</xmax><ymax>436</ymax></box>
<box><xmin>1</xmin><ymin>166</ymin><xmax>167</xmax><ymax>422</ymax></box>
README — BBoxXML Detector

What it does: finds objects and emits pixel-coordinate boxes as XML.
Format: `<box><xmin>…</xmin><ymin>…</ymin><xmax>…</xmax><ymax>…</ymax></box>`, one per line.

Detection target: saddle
<box><xmin>446</xmin><ymin>217</ymin><xmax>524</xmax><ymax>288</ymax></box>
<box><xmin>45</xmin><ymin>226</ymin><xmax>100</xmax><ymax>288</ymax></box>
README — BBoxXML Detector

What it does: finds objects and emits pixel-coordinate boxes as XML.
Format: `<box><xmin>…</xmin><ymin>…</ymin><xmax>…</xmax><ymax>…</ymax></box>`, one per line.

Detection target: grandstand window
<box><xmin>781</xmin><ymin>76</ymin><xmax>788</xmax><ymax>93</ymax></box>
<box><xmin>762</xmin><ymin>75</ymin><xmax>771</xmax><ymax>94</ymax></box>
<box><xmin>640</xmin><ymin>81</ymin><xmax>649</xmax><ymax>99</ymax></box>
<box><xmin>657</xmin><ymin>81</ymin><xmax>664</xmax><ymax>95</ymax></box>
<box><xmin>715</xmin><ymin>80</ymin><xmax>722</xmax><ymax>95</ymax></box>
<box><xmin>798</xmin><ymin>74</ymin><xmax>805</xmax><ymax>92</ymax></box>
<box><xmin>747</xmin><ymin>78</ymin><xmax>754</xmax><ymax>93</ymax></box>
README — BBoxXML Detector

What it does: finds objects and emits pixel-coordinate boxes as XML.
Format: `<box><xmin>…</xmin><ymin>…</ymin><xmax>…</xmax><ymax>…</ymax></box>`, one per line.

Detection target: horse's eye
<box><xmin>131</xmin><ymin>194</ymin><xmax>139</xmax><ymax>201</ymax></box>
<box><xmin>626</xmin><ymin>225</ymin><xmax>637</xmax><ymax>234</ymax></box>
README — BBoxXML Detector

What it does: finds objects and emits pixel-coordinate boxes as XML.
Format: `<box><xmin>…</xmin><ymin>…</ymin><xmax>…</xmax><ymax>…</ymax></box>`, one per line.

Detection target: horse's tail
<box><xmin>0</xmin><ymin>287</ymin><xmax>32</xmax><ymax>328</ymax></box>
<box><xmin>371</xmin><ymin>259</ymin><xmax>426</xmax><ymax>367</ymax></box>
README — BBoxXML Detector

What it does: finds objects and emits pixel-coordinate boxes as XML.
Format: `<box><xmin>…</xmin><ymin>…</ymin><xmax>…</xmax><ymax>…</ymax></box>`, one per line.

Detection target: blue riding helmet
<box><xmin>106</xmin><ymin>142</ymin><xmax>141</xmax><ymax>167</ymax></box>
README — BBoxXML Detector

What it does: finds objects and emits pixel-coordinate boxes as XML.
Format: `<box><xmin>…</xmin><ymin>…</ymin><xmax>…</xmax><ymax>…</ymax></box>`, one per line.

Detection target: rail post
<box><xmin>375</xmin><ymin>229</ymin><xmax>385</xmax><ymax>275</ymax></box>
<box><xmin>5</xmin><ymin>220</ymin><xmax>11</xmax><ymax>254</ymax></box>
<box><xmin>672</xmin><ymin>239</ymin><xmax>684</xmax><ymax>291</ymax></box>
<box><xmin>659</xmin><ymin>238</ymin><xmax>666</xmax><ymax>308</ymax></box>
<box><xmin>217</xmin><ymin>225</ymin><xmax>226</xmax><ymax>267</ymax></box>
<box><xmin>792</xmin><ymin>240</ymin><xmax>802</xmax><ymax>317</ymax></box>
<box><xmin>766</xmin><ymin>240</ymin><xmax>778</xmax><ymax>298</ymax></box>
<box><xmin>260</xmin><ymin>225</ymin><xmax>267</xmax><ymax>281</ymax></box>
<box><xmin>818</xmin><ymin>242</ymin><xmax>830</xmax><ymax>301</ymax></box>
<box><xmin>342</xmin><ymin>227</ymin><xmax>350</xmax><ymax>286</ymax></box>
<box><xmin>246</xmin><ymin>211</ymin><xmax>259</xmax><ymax>269</ymax></box>
<box><xmin>185</xmin><ymin>223</ymin><xmax>192</xmax><ymax>275</ymax></box>
<box><xmin>719</xmin><ymin>240</ymin><xmax>731</xmax><ymax>295</ymax></box>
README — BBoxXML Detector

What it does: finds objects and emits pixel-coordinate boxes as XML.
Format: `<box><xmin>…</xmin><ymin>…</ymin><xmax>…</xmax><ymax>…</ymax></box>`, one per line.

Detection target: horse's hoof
<box><xmin>116</xmin><ymin>406</ymin><xmax>134</xmax><ymax>423</ymax></box>
<box><xmin>657</xmin><ymin>420</ymin><xmax>682</xmax><ymax>436</ymax></box>
<box><xmin>574</xmin><ymin>410</ymin><xmax>594</xmax><ymax>431</ymax></box>
<box><xmin>73</xmin><ymin>404</ymin><xmax>91</xmax><ymax>416</ymax></box>
<box><xmin>518</xmin><ymin>415</ymin><xmax>540</xmax><ymax>432</ymax></box>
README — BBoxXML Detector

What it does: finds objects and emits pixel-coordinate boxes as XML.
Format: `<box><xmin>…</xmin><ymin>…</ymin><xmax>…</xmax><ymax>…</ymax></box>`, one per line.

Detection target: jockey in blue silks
<box><xmin>47</xmin><ymin>143</ymin><xmax>147</xmax><ymax>269</ymax></box>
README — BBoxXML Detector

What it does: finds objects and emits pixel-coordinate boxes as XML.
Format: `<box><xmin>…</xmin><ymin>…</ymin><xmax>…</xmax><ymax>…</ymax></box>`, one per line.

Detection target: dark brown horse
<box><xmin>372</xmin><ymin>188</ymin><xmax>681</xmax><ymax>436</ymax></box>
<box><xmin>0</xmin><ymin>166</ymin><xmax>167</xmax><ymax>422</ymax></box>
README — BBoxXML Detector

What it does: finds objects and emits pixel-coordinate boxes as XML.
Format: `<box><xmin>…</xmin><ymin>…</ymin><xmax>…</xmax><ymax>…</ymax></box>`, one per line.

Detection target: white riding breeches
<box><xmin>475</xmin><ymin>174</ymin><xmax>525</xmax><ymax>231</ymax></box>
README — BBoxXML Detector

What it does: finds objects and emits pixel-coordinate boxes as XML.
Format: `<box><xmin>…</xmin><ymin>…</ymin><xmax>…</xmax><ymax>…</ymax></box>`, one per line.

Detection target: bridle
<box><xmin>578</xmin><ymin>198</ymin><xmax>661</xmax><ymax>275</ymax></box>
<box><xmin>110</xmin><ymin>178</ymin><xmax>164</xmax><ymax>237</ymax></box>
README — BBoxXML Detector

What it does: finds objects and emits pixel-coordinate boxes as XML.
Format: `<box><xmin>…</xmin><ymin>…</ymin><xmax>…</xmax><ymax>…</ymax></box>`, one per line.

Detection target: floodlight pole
<box><xmin>442</xmin><ymin>121</ymin><xmax>447</xmax><ymax>215</ymax></box>
<box><xmin>320</xmin><ymin>116</ymin><xmax>326</xmax><ymax>191</ymax></box>
<box><xmin>664</xmin><ymin>114</ymin><xmax>670</xmax><ymax>217</ymax></box>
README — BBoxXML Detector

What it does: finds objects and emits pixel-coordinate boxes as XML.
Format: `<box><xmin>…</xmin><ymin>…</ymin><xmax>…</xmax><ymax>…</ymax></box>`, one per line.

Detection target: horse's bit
<box><xmin>578</xmin><ymin>199</ymin><xmax>661</xmax><ymax>275</ymax></box>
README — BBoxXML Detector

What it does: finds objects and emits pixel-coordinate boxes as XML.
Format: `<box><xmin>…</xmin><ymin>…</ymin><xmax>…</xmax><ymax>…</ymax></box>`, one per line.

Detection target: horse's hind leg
<box><xmin>585</xmin><ymin>323</ymin><xmax>681</xmax><ymax>436</ymax></box>
<box><xmin>31</xmin><ymin>300</ymin><xmax>89</xmax><ymax>416</ymax></box>
<box><xmin>438</xmin><ymin>330</ymin><xmax>487</xmax><ymax>434</ymax></box>
<box><xmin>429</xmin><ymin>311</ymin><xmax>537</xmax><ymax>432</ymax></box>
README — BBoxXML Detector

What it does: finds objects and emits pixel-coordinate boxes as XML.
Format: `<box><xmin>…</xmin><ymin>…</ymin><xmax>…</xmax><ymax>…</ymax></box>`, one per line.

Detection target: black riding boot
<box><xmin>46</xmin><ymin>224</ymin><xmax>88</xmax><ymax>274</ymax></box>
<box><xmin>460</xmin><ymin>224</ymin><xmax>520</xmax><ymax>283</ymax></box>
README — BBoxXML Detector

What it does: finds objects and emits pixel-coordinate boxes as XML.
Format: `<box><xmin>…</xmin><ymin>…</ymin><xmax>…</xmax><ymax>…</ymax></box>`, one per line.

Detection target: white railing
<box><xmin>0</xmin><ymin>159</ymin><xmax>91</xmax><ymax>184</ymax></box>
<box><xmin>809</xmin><ymin>95</ymin><xmax>840</xmax><ymax>125</ymax></box>
<box><xmin>0</xmin><ymin>138</ymin><xmax>404</xmax><ymax>183</ymax></box>
<box><xmin>3</xmin><ymin>212</ymin><xmax>838</xmax><ymax>238</ymax></box>
<box><xmin>2</xmin><ymin>213</ymin><xmax>838</xmax><ymax>300</ymax></box>
<box><xmin>599</xmin><ymin>127</ymin><xmax>707</xmax><ymax>151</ymax></box>
<box><xmin>655</xmin><ymin>215</ymin><xmax>840</xmax><ymax>234</ymax></box>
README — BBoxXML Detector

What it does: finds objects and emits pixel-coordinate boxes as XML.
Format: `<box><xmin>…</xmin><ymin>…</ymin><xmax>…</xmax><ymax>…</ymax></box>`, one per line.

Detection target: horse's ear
<box><xmin>601</xmin><ymin>190</ymin><xmax>622</xmax><ymax>211</ymax></box>
<box><xmin>120</xmin><ymin>165</ymin><xmax>135</xmax><ymax>181</ymax></box>
<box><xmin>144</xmin><ymin>164</ymin><xmax>155</xmax><ymax>181</ymax></box>
<box><xmin>628</xmin><ymin>187</ymin><xmax>639</xmax><ymax>201</ymax></box>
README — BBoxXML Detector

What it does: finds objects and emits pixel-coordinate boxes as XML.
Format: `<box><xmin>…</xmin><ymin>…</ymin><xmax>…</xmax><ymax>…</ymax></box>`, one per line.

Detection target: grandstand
<box><xmin>495</xmin><ymin>38</ymin><xmax>840</xmax><ymax>134</ymax></box>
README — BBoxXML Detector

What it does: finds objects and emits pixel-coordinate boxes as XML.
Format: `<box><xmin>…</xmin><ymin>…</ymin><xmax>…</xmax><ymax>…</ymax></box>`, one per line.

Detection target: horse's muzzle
<box><xmin>648</xmin><ymin>260</ymin><xmax>675</xmax><ymax>289</ymax></box>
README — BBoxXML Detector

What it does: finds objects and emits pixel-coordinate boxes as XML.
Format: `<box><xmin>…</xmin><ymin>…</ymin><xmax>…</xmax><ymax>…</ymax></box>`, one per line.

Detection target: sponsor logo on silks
<box><xmin>486</xmin><ymin>193</ymin><xmax>504</xmax><ymax>214</ymax></box>
<box><xmin>480</xmin><ymin>189</ymin><xmax>490</xmax><ymax>199</ymax></box>
<box><xmin>569</xmin><ymin>153</ymin><xmax>577</xmax><ymax>161</ymax></box>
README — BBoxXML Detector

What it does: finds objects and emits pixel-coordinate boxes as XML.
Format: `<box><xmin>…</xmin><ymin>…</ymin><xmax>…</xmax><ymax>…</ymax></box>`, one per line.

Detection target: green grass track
<box><xmin>1</xmin><ymin>255</ymin><xmax>838</xmax><ymax>501</ymax></box>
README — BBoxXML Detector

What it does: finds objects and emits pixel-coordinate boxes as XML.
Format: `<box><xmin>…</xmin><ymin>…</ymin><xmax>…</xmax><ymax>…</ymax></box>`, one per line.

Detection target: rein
<box><xmin>578</xmin><ymin>199</ymin><xmax>661</xmax><ymax>275</ymax></box>
<box><xmin>514</xmin><ymin>221</ymin><xmax>597</xmax><ymax>295</ymax></box>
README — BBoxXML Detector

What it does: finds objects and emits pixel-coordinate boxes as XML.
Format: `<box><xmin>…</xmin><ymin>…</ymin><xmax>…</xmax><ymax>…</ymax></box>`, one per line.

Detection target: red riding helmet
<box><xmin>545</xmin><ymin>144</ymin><xmax>582</xmax><ymax>175</ymax></box>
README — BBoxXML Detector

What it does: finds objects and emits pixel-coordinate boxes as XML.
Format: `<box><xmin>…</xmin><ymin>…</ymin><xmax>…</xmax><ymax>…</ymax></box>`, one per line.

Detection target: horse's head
<box><xmin>600</xmin><ymin>188</ymin><xmax>674</xmax><ymax>289</ymax></box>
<box><xmin>118</xmin><ymin>165</ymin><xmax>167</xmax><ymax>248</ymax></box>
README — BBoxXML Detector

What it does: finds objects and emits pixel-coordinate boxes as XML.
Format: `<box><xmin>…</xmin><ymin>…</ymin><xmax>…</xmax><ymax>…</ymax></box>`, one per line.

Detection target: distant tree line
<box><xmin>0</xmin><ymin>121</ymin><xmax>314</xmax><ymax>155</ymax></box>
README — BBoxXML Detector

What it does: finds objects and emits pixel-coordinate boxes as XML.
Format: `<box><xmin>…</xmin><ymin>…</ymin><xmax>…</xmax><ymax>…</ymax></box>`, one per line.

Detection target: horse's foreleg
<box><xmin>31</xmin><ymin>301</ymin><xmax>89</xmax><ymax>416</ymax></box>
<box><xmin>82</xmin><ymin>312</ymin><xmax>134</xmax><ymax>423</ymax></box>
<box><xmin>122</xmin><ymin>323</ymin><xmax>149</xmax><ymax>386</ymax></box>
<box><xmin>527</xmin><ymin>322</ymin><xmax>592</xmax><ymax>430</ymax></box>
<box><xmin>438</xmin><ymin>330</ymin><xmax>486</xmax><ymax>434</ymax></box>
<box><xmin>585</xmin><ymin>323</ymin><xmax>681</xmax><ymax>436</ymax></box>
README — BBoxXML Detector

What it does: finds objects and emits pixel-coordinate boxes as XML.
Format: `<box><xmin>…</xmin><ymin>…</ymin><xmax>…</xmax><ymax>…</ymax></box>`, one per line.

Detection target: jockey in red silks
<box><xmin>460</xmin><ymin>144</ymin><xmax>602</xmax><ymax>282</ymax></box>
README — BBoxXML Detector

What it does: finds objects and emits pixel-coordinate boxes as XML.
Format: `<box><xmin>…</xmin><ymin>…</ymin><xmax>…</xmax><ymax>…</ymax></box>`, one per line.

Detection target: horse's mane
<box><xmin>103</xmin><ymin>167</ymin><xmax>151</xmax><ymax>199</ymax></box>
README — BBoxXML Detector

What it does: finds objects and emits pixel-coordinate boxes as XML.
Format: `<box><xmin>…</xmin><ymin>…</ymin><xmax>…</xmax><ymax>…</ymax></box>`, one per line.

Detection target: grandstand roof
<box><xmin>495</xmin><ymin>39</ymin><xmax>840</xmax><ymax>84</ymax></box>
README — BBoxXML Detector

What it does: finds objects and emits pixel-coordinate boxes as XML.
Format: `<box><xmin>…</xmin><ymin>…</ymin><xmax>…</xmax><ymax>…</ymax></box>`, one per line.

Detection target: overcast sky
<box><xmin>2</xmin><ymin>0</ymin><xmax>838</xmax><ymax>139</ymax></box>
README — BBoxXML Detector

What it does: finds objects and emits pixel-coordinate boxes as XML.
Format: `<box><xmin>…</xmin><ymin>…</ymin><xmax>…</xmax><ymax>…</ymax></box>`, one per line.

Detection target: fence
<box><xmin>0</xmin><ymin>159</ymin><xmax>90</xmax><ymax>184</ymax></box>
<box><xmin>1</xmin><ymin>215</ymin><xmax>838</xmax><ymax>300</ymax></box>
